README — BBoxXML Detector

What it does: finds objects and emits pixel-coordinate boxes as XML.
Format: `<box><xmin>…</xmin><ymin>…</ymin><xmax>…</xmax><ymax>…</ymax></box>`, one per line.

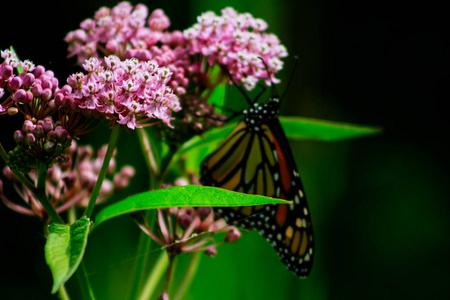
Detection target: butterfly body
<box><xmin>200</xmin><ymin>93</ymin><xmax>314</xmax><ymax>277</ymax></box>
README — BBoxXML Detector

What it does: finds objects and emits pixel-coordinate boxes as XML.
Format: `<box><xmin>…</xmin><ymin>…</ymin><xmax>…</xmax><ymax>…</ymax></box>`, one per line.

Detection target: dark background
<box><xmin>1</xmin><ymin>0</ymin><xmax>448</xmax><ymax>299</ymax></box>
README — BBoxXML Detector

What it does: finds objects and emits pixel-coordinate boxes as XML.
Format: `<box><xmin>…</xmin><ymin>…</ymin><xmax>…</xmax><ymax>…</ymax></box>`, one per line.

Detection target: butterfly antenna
<box><xmin>220</xmin><ymin>65</ymin><xmax>254</xmax><ymax>107</ymax></box>
<box><xmin>280</xmin><ymin>56</ymin><xmax>299</xmax><ymax>102</ymax></box>
<box><xmin>258</xmin><ymin>57</ymin><xmax>279</xmax><ymax>99</ymax></box>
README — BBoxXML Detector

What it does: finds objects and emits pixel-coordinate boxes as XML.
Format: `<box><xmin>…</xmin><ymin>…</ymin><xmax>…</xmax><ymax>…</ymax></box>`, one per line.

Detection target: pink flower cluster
<box><xmin>183</xmin><ymin>7</ymin><xmax>288</xmax><ymax>90</ymax></box>
<box><xmin>64</xmin><ymin>2</ymin><xmax>182</xmax><ymax>63</ymax></box>
<box><xmin>0</xmin><ymin>141</ymin><xmax>135</xmax><ymax>221</ymax></box>
<box><xmin>0</xmin><ymin>49</ymin><xmax>70</xmax><ymax>120</ymax></box>
<box><xmin>123</xmin><ymin>45</ymin><xmax>189</xmax><ymax>95</ymax></box>
<box><xmin>66</xmin><ymin>56</ymin><xmax>181</xmax><ymax>129</ymax></box>
<box><xmin>1</xmin><ymin>50</ymin><xmax>55</xmax><ymax>116</ymax></box>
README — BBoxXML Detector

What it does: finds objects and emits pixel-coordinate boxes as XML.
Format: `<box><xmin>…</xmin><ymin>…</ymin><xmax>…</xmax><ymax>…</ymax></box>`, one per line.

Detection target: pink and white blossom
<box><xmin>66</xmin><ymin>56</ymin><xmax>181</xmax><ymax>129</ymax></box>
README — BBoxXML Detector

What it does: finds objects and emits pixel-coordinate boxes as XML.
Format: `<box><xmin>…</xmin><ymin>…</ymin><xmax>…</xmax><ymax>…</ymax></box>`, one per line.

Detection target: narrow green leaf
<box><xmin>93</xmin><ymin>185</ymin><xmax>290</xmax><ymax>229</ymax></box>
<box><xmin>177</xmin><ymin>117</ymin><xmax>380</xmax><ymax>162</ymax></box>
<box><xmin>279</xmin><ymin>116</ymin><xmax>382</xmax><ymax>141</ymax></box>
<box><xmin>45</xmin><ymin>217</ymin><xmax>91</xmax><ymax>294</ymax></box>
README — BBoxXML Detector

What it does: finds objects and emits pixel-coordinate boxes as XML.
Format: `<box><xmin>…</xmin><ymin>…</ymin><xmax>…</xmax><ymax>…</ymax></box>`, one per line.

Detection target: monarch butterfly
<box><xmin>200</xmin><ymin>66</ymin><xmax>314</xmax><ymax>277</ymax></box>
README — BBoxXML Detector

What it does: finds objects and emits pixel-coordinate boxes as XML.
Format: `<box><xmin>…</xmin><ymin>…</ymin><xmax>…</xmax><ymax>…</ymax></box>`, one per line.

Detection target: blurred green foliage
<box><xmin>1</xmin><ymin>0</ymin><xmax>448</xmax><ymax>299</ymax></box>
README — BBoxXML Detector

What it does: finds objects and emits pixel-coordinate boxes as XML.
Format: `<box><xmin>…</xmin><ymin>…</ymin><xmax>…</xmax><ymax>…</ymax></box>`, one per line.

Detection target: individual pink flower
<box><xmin>66</xmin><ymin>56</ymin><xmax>181</xmax><ymax>129</ymax></box>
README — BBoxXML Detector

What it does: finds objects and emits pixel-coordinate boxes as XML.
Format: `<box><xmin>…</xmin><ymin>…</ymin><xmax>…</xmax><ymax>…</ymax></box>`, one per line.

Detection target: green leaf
<box><xmin>93</xmin><ymin>185</ymin><xmax>290</xmax><ymax>229</ymax></box>
<box><xmin>179</xmin><ymin>117</ymin><xmax>380</xmax><ymax>155</ymax></box>
<box><xmin>45</xmin><ymin>217</ymin><xmax>91</xmax><ymax>294</ymax></box>
<box><xmin>172</xmin><ymin>116</ymin><xmax>380</xmax><ymax>172</ymax></box>
<box><xmin>279</xmin><ymin>116</ymin><xmax>382</xmax><ymax>141</ymax></box>
<box><xmin>208</xmin><ymin>82</ymin><xmax>227</xmax><ymax>108</ymax></box>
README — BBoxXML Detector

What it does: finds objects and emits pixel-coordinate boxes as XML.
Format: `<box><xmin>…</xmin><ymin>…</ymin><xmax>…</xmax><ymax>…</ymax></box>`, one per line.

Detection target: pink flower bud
<box><xmin>8</xmin><ymin>76</ymin><xmax>22</xmax><ymax>91</ymax></box>
<box><xmin>33</xmin><ymin>125</ymin><xmax>45</xmax><ymax>139</ymax></box>
<box><xmin>34</xmin><ymin>65</ymin><xmax>46</xmax><ymax>78</ymax></box>
<box><xmin>47</xmin><ymin>131</ymin><xmax>56</xmax><ymax>142</ymax></box>
<box><xmin>121</xmin><ymin>166</ymin><xmax>135</xmax><ymax>178</ymax></box>
<box><xmin>197</xmin><ymin>207</ymin><xmax>211</xmax><ymax>220</ymax></box>
<box><xmin>106</xmin><ymin>40</ymin><xmax>119</xmax><ymax>53</ymax></box>
<box><xmin>42</xmin><ymin>79</ymin><xmax>53</xmax><ymax>90</ymax></box>
<box><xmin>43</xmin><ymin>118</ymin><xmax>54</xmax><ymax>133</ymax></box>
<box><xmin>225</xmin><ymin>227</ymin><xmax>241</xmax><ymax>243</ymax></box>
<box><xmin>123</xmin><ymin>49</ymin><xmax>137</xmax><ymax>60</ymax></box>
<box><xmin>41</xmin><ymin>88</ymin><xmax>53</xmax><ymax>101</ymax></box>
<box><xmin>22</xmin><ymin>73</ymin><xmax>35</xmax><ymax>89</ymax></box>
<box><xmin>0</xmin><ymin>65</ymin><xmax>13</xmax><ymax>80</ymax></box>
<box><xmin>205</xmin><ymin>245</ymin><xmax>218</xmax><ymax>257</ymax></box>
<box><xmin>25</xmin><ymin>133</ymin><xmax>36</xmax><ymax>145</ymax></box>
<box><xmin>32</xmin><ymin>84</ymin><xmax>43</xmax><ymax>97</ymax></box>
<box><xmin>12</xmin><ymin>89</ymin><xmax>27</xmax><ymax>102</ymax></box>
<box><xmin>55</xmin><ymin>126</ymin><xmax>69</xmax><ymax>142</ymax></box>
<box><xmin>51</xmin><ymin>77</ymin><xmax>59</xmax><ymax>90</ymax></box>
<box><xmin>25</xmin><ymin>91</ymin><xmax>33</xmax><ymax>103</ymax></box>
<box><xmin>177</xmin><ymin>213</ymin><xmax>192</xmax><ymax>229</ymax></box>
<box><xmin>14</xmin><ymin>130</ymin><xmax>24</xmax><ymax>144</ymax></box>
<box><xmin>22</xmin><ymin>120</ymin><xmax>34</xmax><ymax>133</ymax></box>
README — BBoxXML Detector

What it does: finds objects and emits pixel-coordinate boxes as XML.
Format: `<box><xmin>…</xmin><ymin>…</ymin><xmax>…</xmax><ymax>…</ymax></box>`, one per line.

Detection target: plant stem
<box><xmin>84</xmin><ymin>124</ymin><xmax>120</xmax><ymax>218</ymax></box>
<box><xmin>58</xmin><ymin>284</ymin><xmax>70</xmax><ymax>300</ymax></box>
<box><xmin>76</xmin><ymin>262</ymin><xmax>96</xmax><ymax>300</ymax></box>
<box><xmin>173</xmin><ymin>252</ymin><xmax>202</xmax><ymax>300</ymax></box>
<box><xmin>36</xmin><ymin>162</ymin><xmax>64</xmax><ymax>224</ymax></box>
<box><xmin>128</xmin><ymin>210</ymin><xmax>155</xmax><ymax>300</ymax></box>
<box><xmin>137</xmin><ymin>128</ymin><xmax>158</xmax><ymax>179</ymax></box>
<box><xmin>164</xmin><ymin>253</ymin><xmax>177</xmax><ymax>296</ymax></box>
<box><xmin>137</xmin><ymin>252</ymin><xmax>169</xmax><ymax>300</ymax></box>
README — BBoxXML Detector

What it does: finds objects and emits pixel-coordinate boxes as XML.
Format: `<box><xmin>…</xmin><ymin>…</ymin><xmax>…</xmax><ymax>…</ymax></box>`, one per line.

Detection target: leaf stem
<box><xmin>83</xmin><ymin>124</ymin><xmax>120</xmax><ymax>218</ymax></box>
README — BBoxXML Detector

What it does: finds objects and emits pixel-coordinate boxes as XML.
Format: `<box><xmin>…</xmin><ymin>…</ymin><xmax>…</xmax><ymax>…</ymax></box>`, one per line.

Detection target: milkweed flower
<box><xmin>64</xmin><ymin>2</ymin><xmax>176</xmax><ymax>63</ymax></box>
<box><xmin>131</xmin><ymin>177</ymin><xmax>241</xmax><ymax>257</ymax></box>
<box><xmin>66</xmin><ymin>56</ymin><xmax>181</xmax><ymax>129</ymax></box>
<box><xmin>183</xmin><ymin>7</ymin><xmax>288</xmax><ymax>90</ymax></box>
<box><xmin>0</xmin><ymin>141</ymin><xmax>135</xmax><ymax>222</ymax></box>
<box><xmin>122</xmin><ymin>45</ymin><xmax>189</xmax><ymax>96</ymax></box>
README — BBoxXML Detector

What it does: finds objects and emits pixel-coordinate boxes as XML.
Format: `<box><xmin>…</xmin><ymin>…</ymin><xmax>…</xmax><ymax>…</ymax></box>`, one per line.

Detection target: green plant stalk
<box><xmin>173</xmin><ymin>252</ymin><xmax>202</xmax><ymax>300</ymax></box>
<box><xmin>128</xmin><ymin>210</ymin><xmax>155</xmax><ymax>300</ymax></box>
<box><xmin>129</xmin><ymin>134</ymin><xmax>178</xmax><ymax>299</ymax></box>
<box><xmin>165</xmin><ymin>253</ymin><xmax>177</xmax><ymax>296</ymax></box>
<box><xmin>84</xmin><ymin>124</ymin><xmax>120</xmax><ymax>218</ymax></box>
<box><xmin>76</xmin><ymin>262</ymin><xmax>96</xmax><ymax>300</ymax></box>
<box><xmin>58</xmin><ymin>285</ymin><xmax>70</xmax><ymax>300</ymax></box>
<box><xmin>137</xmin><ymin>252</ymin><xmax>169</xmax><ymax>300</ymax></box>
<box><xmin>37</xmin><ymin>162</ymin><xmax>65</xmax><ymax>224</ymax></box>
<box><xmin>137</xmin><ymin>128</ymin><xmax>158</xmax><ymax>179</ymax></box>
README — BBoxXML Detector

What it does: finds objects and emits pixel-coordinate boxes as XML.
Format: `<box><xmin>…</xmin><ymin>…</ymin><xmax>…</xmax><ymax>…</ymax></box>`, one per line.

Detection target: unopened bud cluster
<box><xmin>1</xmin><ymin>141</ymin><xmax>135</xmax><ymax>221</ymax></box>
